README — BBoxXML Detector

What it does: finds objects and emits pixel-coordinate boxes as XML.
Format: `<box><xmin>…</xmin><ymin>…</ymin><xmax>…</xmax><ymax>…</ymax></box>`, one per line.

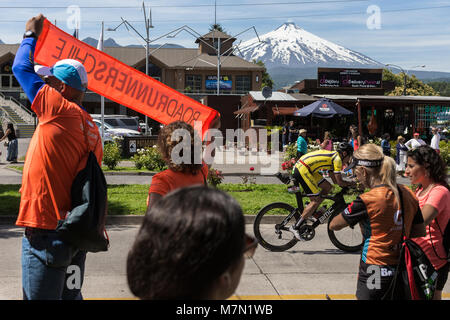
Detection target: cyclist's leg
<box><xmin>292</xmin><ymin>168</ymin><xmax>321</xmax><ymax>228</ymax></box>
<box><xmin>299</xmin><ymin>174</ymin><xmax>334</xmax><ymax>223</ymax></box>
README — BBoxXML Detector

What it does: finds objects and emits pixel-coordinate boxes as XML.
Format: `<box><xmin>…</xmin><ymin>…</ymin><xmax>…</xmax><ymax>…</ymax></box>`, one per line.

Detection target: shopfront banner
<box><xmin>34</xmin><ymin>19</ymin><xmax>219</xmax><ymax>137</ymax></box>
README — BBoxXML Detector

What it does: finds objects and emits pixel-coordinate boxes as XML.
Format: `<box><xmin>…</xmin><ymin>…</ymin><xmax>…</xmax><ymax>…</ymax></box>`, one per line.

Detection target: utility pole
<box><xmin>107</xmin><ymin>1</ymin><xmax>153</xmax><ymax>135</ymax></box>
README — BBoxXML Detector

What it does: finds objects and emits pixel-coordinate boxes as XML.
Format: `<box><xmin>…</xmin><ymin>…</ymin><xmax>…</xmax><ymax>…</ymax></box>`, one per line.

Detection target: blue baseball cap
<box><xmin>35</xmin><ymin>59</ymin><xmax>88</xmax><ymax>92</ymax></box>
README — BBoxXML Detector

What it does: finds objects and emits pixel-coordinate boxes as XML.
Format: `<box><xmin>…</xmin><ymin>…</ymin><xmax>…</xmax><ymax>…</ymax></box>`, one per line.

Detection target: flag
<box><xmin>98</xmin><ymin>21</ymin><xmax>105</xmax><ymax>147</ymax></box>
<box><xmin>34</xmin><ymin>19</ymin><xmax>220</xmax><ymax>137</ymax></box>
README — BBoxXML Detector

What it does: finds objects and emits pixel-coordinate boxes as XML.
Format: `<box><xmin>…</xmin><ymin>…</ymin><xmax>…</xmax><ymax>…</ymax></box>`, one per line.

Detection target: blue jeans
<box><xmin>21</xmin><ymin>228</ymin><xmax>87</xmax><ymax>300</ymax></box>
<box><xmin>6</xmin><ymin>139</ymin><xmax>18</xmax><ymax>162</ymax></box>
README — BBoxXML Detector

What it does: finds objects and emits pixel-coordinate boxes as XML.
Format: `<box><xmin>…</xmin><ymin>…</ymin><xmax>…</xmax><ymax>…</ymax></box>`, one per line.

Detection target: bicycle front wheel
<box><xmin>327</xmin><ymin>212</ymin><xmax>364</xmax><ymax>252</ymax></box>
<box><xmin>253</xmin><ymin>202</ymin><xmax>300</xmax><ymax>252</ymax></box>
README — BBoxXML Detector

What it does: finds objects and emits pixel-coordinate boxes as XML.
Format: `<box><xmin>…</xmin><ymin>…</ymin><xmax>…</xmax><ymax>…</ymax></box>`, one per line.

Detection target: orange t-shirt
<box><xmin>16</xmin><ymin>85</ymin><xmax>103</xmax><ymax>230</ymax></box>
<box><xmin>147</xmin><ymin>163</ymin><xmax>209</xmax><ymax>205</ymax></box>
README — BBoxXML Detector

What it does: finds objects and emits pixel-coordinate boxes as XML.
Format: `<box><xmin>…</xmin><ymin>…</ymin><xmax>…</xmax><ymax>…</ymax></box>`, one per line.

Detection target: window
<box><xmin>104</xmin><ymin>119</ymin><xmax>119</xmax><ymax>127</ymax></box>
<box><xmin>185</xmin><ymin>75</ymin><xmax>202</xmax><ymax>93</ymax></box>
<box><xmin>236</xmin><ymin>75</ymin><xmax>251</xmax><ymax>93</ymax></box>
<box><xmin>121</xmin><ymin>119</ymin><xmax>139</xmax><ymax>126</ymax></box>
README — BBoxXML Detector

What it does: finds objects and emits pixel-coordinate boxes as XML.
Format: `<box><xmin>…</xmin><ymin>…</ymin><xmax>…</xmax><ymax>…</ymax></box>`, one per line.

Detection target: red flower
<box><xmin>250</xmin><ymin>167</ymin><xmax>254</xmax><ymax>171</ymax></box>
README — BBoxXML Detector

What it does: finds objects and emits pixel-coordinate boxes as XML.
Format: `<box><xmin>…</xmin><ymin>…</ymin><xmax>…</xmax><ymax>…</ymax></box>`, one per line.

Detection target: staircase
<box><xmin>0</xmin><ymin>93</ymin><xmax>35</xmax><ymax>138</ymax></box>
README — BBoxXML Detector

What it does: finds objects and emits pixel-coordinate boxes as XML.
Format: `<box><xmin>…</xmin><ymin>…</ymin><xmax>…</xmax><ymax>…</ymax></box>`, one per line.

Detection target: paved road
<box><xmin>1</xmin><ymin>224</ymin><xmax>448</xmax><ymax>300</ymax></box>
<box><xmin>0</xmin><ymin>224</ymin><xmax>367</xmax><ymax>300</ymax></box>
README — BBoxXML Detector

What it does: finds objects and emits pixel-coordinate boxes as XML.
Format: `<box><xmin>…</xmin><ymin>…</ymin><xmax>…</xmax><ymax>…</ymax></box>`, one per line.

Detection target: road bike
<box><xmin>253</xmin><ymin>173</ymin><xmax>364</xmax><ymax>252</ymax></box>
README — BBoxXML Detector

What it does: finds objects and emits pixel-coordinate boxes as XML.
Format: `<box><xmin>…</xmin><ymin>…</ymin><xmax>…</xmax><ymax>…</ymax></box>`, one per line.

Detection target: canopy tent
<box><xmin>293</xmin><ymin>98</ymin><xmax>353</xmax><ymax>118</ymax></box>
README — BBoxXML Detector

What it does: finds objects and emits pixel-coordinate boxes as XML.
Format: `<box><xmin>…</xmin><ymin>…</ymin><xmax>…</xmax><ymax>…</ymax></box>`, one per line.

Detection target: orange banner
<box><xmin>34</xmin><ymin>19</ymin><xmax>219</xmax><ymax>137</ymax></box>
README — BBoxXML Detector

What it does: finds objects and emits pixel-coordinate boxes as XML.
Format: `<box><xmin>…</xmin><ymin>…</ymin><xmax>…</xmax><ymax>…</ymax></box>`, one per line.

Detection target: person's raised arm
<box><xmin>12</xmin><ymin>14</ymin><xmax>45</xmax><ymax>104</ymax></box>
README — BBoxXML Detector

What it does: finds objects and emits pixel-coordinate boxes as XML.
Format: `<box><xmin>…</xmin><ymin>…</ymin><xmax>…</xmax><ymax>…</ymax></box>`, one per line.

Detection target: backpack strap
<box><xmin>382</xmin><ymin>185</ymin><xmax>406</xmax><ymax>300</ymax></box>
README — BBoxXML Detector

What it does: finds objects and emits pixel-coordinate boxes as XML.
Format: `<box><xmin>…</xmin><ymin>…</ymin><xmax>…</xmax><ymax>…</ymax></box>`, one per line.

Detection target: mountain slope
<box><xmin>239</xmin><ymin>22</ymin><xmax>383</xmax><ymax>69</ymax></box>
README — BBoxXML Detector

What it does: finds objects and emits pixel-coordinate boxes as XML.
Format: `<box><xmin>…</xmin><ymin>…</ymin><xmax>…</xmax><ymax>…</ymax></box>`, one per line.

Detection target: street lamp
<box><xmin>107</xmin><ymin>2</ymin><xmax>153</xmax><ymax>135</ymax></box>
<box><xmin>385</xmin><ymin>64</ymin><xmax>426</xmax><ymax>96</ymax></box>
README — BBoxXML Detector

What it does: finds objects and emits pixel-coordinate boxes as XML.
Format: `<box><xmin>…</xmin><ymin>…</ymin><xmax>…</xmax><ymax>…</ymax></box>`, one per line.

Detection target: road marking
<box><xmin>230</xmin><ymin>292</ymin><xmax>450</xmax><ymax>300</ymax></box>
<box><xmin>85</xmin><ymin>293</ymin><xmax>450</xmax><ymax>300</ymax></box>
<box><xmin>230</xmin><ymin>294</ymin><xmax>355</xmax><ymax>300</ymax></box>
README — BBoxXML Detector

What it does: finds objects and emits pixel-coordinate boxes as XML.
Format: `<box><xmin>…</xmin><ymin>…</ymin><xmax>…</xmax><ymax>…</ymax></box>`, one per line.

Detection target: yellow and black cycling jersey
<box><xmin>293</xmin><ymin>150</ymin><xmax>343</xmax><ymax>174</ymax></box>
<box><xmin>292</xmin><ymin>150</ymin><xmax>343</xmax><ymax>194</ymax></box>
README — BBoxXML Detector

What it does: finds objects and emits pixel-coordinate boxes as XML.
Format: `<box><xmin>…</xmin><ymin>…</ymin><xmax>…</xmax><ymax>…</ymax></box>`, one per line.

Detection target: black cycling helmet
<box><xmin>336</xmin><ymin>142</ymin><xmax>354</xmax><ymax>156</ymax></box>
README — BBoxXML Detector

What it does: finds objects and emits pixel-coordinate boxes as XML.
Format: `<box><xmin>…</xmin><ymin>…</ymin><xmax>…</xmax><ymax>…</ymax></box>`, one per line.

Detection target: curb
<box><xmin>3</xmin><ymin>166</ymin><xmax>274</xmax><ymax>177</ymax></box>
<box><xmin>102</xmin><ymin>171</ymin><xmax>268</xmax><ymax>177</ymax></box>
<box><xmin>0</xmin><ymin>215</ymin><xmax>286</xmax><ymax>226</ymax></box>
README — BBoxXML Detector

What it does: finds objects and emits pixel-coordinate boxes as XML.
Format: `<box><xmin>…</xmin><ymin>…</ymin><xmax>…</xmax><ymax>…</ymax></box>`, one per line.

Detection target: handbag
<box><xmin>382</xmin><ymin>186</ymin><xmax>438</xmax><ymax>300</ymax></box>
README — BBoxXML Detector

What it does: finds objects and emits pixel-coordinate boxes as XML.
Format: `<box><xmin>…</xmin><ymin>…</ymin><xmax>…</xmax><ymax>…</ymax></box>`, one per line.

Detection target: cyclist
<box><xmin>288</xmin><ymin>142</ymin><xmax>356</xmax><ymax>240</ymax></box>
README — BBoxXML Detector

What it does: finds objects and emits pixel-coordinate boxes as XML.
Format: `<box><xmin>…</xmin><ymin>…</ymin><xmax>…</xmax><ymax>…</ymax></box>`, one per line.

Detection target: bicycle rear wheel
<box><xmin>327</xmin><ymin>212</ymin><xmax>363</xmax><ymax>252</ymax></box>
<box><xmin>253</xmin><ymin>202</ymin><xmax>300</xmax><ymax>252</ymax></box>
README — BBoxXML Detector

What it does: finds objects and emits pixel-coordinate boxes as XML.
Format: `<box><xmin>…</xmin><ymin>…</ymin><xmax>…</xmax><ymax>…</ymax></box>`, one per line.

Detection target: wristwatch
<box><xmin>23</xmin><ymin>30</ymin><xmax>37</xmax><ymax>39</ymax></box>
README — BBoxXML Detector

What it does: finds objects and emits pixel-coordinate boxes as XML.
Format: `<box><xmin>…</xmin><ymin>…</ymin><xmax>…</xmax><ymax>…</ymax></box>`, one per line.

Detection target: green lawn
<box><xmin>6</xmin><ymin>165</ymin><xmax>155</xmax><ymax>174</ymax></box>
<box><xmin>0</xmin><ymin>184</ymin><xmax>359</xmax><ymax>216</ymax></box>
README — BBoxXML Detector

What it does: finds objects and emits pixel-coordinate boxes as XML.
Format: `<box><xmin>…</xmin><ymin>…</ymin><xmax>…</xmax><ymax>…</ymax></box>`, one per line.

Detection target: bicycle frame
<box><xmin>293</xmin><ymin>188</ymin><xmax>348</xmax><ymax>229</ymax></box>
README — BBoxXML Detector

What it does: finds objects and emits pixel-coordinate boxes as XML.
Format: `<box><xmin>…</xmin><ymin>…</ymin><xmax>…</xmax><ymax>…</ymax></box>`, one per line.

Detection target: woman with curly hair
<box><xmin>146</xmin><ymin>120</ymin><xmax>216</xmax><ymax>212</ymax></box>
<box><xmin>405</xmin><ymin>145</ymin><xmax>450</xmax><ymax>300</ymax></box>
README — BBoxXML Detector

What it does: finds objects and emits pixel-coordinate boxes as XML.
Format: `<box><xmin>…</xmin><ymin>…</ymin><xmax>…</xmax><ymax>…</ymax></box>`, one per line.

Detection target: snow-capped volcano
<box><xmin>239</xmin><ymin>22</ymin><xmax>382</xmax><ymax>68</ymax></box>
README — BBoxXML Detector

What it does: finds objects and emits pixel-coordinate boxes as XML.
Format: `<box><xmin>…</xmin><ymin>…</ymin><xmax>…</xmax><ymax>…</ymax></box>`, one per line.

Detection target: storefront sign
<box><xmin>318</xmin><ymin>68</ymin><xmax>382</xmax><ymax>89</ymax></box>
<box><xmin>205</xmin><ymin>75</ymin><xmax>232</xmax><ymax>90</ymax></box>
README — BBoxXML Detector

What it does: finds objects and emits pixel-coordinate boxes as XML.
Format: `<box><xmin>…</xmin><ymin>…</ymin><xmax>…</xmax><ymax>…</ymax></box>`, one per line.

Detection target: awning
<box><xmin>272</xmin><ymin>106</ymin><xmax>300</xmax><ymax>116</ymax></box>
<box><xmin>234</xmin><ymin>104</ymin><xmax>261</xmax><ymax>114</ymax></box>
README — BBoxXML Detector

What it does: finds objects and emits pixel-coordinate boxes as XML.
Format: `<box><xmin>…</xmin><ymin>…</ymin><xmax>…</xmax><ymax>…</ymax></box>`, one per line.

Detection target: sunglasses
<box><xmin>243</xmin><ymin>234</ymin><xmax>258</xmax><ymax>259</ymax></box>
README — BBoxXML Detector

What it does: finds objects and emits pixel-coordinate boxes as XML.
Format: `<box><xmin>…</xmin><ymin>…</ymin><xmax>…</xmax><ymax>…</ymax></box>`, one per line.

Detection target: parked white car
<box><xmin>93</xmin><ymin>119</ymin><xmax>142</xmax><ymax>138</ymax></box>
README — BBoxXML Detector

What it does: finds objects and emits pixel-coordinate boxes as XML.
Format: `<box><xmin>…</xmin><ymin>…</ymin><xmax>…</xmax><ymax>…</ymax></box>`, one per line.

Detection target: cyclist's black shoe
<box><xmin>289</xmin><ymin>225</ymin><xmax>305</xmax><ymax>241</ymax></box>
<box><xmin>276</xmin><ymin>172</ymin><xmax>291</xmax><ymax>184</ymax></box>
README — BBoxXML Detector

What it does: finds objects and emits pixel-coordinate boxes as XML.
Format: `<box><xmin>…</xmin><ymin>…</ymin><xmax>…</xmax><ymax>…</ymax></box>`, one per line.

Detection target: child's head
<box><xmin>157</xmin><ymin>121</ymin><xmax>203</xmax><ymax>174</ymax></box>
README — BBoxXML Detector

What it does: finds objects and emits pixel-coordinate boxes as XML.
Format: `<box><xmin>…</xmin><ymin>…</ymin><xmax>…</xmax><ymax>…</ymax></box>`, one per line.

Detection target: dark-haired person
<box><xmin>0</xmin><ymin>123</ymin><xmax>18</xmax><ymax>163</ymax></box>
<box><xmin>329</xmin><ymin>144</ymin><xmax>426</xmax><ymax>300</ymax></box>
<box><xmin>146</xmin><ymin>121</ymin><xmax>213</xmax><ymax>211</ymax></box>
<box><xmin>381</xmin><ymin>133</ymin><xmax>391</xmax><ymax>157</ymax></box>
<box><xmin>12</xmin><ymin>14</ymin><xmax>102</xmax><ymax>300</ymax></box>
<box><xmin>405</xmin><ymin>145</ymin><xmax>450</xmax><ymax>300</ymax></box>
<box><xmin>349</xmin><ymin>125</ymin><xmax>361</xmax><ymax>152</ymax></box>
<box><xmin>127</xmin><ymin>186</ymin><xmax>257</xmax><ymax>300</ymax></box>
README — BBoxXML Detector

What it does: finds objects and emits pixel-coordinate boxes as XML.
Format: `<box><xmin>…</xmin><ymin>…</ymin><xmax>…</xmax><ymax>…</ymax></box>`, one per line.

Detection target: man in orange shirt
<box><xmin>13</xmin><ymin>14</ymin><xmax>102</xmax><ymax>300</ymax></box>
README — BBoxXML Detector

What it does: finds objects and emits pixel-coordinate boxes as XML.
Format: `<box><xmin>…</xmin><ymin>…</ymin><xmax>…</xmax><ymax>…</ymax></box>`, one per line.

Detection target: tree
<box><xmin>383</xmin><ymin>69</ymin><xmax>438</xmax><ymax>96</ymax></box>
<box><xmin>427</xmin><ymin>81</ymin><xmax>450</xmax><ymax>96</ymax></box>
<box><xmin>209</xmin><ymin>23</ymin><xmax>225</xmax><ymax>33</ymax></box>
<box><xmin>253</xmin><ymin>60</ymin><xmax>274</xmax><ymax>89</ymax></box>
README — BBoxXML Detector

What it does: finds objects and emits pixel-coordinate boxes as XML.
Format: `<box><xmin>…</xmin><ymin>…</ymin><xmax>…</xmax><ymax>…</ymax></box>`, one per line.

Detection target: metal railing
<box><xmin>0</xmin><ymin>92</ymin><xmax>34</xmax><ymax>123</ymax></box>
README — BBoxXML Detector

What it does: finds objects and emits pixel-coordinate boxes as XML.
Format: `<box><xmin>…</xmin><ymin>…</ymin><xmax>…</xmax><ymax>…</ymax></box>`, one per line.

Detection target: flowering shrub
<box><xmin>281</xmin><ymin>158</ymin><xmax>296</xmax><ymax>172</ymax></box>
<box><xmin>283</xmin><ymin>143</ymin><xmax>297</xmax><ymax>162</ymax></box>
<box><xmin>131</xmin><ymin>146</ymin><xmax>167</xmax><ymax>171</ymax></box>
<box><xmin>207</xmin><ymin>167</ymin><xmax>224</xmax><ymax>187</ymax></box>
<box><xmin>103</xmin><ymin>138</ymin><xmax>122</xmax><ymax>170</ymax></box>
<box><xmin>440</xmin><ymin>140</ymin><xmax>450</xmax><ymax>165</ymax></box>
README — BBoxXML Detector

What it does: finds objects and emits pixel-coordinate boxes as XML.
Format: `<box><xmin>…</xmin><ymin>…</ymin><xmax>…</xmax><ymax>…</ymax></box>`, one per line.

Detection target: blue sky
<box><xmin>1</xmin><ymin>0</ymin><xmax>450</xmax><ymax>72</ymax></box>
